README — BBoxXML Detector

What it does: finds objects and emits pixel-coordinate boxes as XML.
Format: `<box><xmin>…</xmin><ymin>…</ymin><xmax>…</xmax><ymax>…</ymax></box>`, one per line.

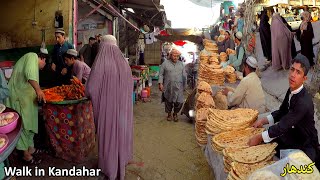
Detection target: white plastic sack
<box><xmin>248</xmin><ymin>150</ymin><xmax>320</xmax><ymax>180</ymax></box>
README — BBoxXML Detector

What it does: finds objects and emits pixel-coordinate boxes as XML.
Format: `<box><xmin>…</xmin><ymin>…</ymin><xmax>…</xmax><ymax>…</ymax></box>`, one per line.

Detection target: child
<box><xmin>64</xmin><ymin>49</ymin><xmax>91</xmax><ymax>84</ymax></box>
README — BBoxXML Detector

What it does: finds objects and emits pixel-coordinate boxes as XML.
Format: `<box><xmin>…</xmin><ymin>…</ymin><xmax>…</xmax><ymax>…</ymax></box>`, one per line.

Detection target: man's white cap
<box><xmin>40</xmin><ymin>48</ymin><xmax>48</xmax><ymax>55</ymax></box>
<box><xmin>246</xmin><ymin>56</ymin><xmax>258</xmax><ymax>68</ymax></box>
<box><xmin>235</xmin><ymin>31</ymin><xmax>243</xmax><ymax>40</ymax></box>
<box><xmin>55</xmin><ymin>28</ymin><xmax>65</xmax><ymax>34</ymax></box>
<box><xmin>66</xmin><ymin>49</ymin><xmax>78</xmax><ymax>57</ymax></box>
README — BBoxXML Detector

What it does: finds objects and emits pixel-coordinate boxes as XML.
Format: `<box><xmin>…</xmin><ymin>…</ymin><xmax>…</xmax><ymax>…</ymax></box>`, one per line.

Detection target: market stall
<box><xmin>42</xmin><ymin>77</ymin><xmax>95</xmax><ymax>163</ymax></box>
<box><xmin>131</xmin><ymin>65</ymin><xmax>151</xmax><ymax>102</ymax></box>
<box><xmin>42</xmin><ymin>98</ymin><xmax>95</xmax><ymax>163</ymax></box>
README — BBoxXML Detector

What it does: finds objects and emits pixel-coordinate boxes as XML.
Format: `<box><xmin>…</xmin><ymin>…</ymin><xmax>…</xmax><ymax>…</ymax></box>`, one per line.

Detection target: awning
<box><xmin>155</xmin><ymin>35</ymin><xmax>203</xmax><ymax>44</ymax></box>
<box><xmin>117</xmin><ymin>0</ymin><xmax>167</xmax><ymax>27</ymax></box>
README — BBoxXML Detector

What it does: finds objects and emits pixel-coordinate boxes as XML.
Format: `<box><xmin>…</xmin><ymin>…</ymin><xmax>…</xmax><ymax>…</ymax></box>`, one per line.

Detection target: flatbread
<box><xmin>228</xmin><ymin>143</ymin><xmax>277</xmax><ymax>164</ymax></box>
<box><xmin>232</xmin><ymin>161</ymin><xmax>275</xmax><ymax>180</ymax></box>
<box><xmin>197</xmin><ymin>92</ymin><xmax>215</xmax><ymax>108</ymax></box>
<box><xmin>212</xmin><ymin>128</ymin><xmax>265</xmax><ymax>150</ymax></box>
<box><xmin>213</xmin><ymin>91</ymin><xmax>228</xmax><ymax>110</ymax></box>
<box><xmin>197</xmin><ymin>81</ymin><xmax>212</xmax><ymax>94</ymax></box>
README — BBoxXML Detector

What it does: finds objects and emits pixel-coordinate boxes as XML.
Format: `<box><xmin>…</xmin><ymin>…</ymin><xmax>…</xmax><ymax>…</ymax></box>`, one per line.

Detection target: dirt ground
<box><xmin>125</xmin><ymin>85</ymin><xmax>213</xmax><ymax>180</ymax></box>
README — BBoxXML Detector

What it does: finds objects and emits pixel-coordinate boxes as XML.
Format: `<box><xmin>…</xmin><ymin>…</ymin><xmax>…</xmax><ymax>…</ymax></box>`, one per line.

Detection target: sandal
<box><xmin>31</xmin><ymin>149</ymin><xmax>45</xmax><ymax>155</ymax></box>
<box><xmin>22</xmin><ymin>157</ymin><xmax>42</xmax><ymax>165</ymax></box>
<box><xmin>167</xmin><ymin>113</ymin><xmax>172</xmax><ymax>121</ymax></box>
<box><xmin>173</xmin><ymin>114</ymin><xmax>178</xmax><ymax>122</ymax></box>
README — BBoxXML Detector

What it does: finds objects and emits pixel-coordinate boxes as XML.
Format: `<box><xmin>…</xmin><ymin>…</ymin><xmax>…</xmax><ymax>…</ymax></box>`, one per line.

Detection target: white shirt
<box><xmin>262</xmin><ymin>85</ymin><xmax>304</xmax><ymax>143</ymax></box>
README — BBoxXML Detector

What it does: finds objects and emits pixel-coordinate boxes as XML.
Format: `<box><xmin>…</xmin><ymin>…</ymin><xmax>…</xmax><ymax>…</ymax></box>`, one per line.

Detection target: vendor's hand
<box><xmin>159</xmin><ymin>83</ymin><xmax>164</xmax><ymax>92</ymax></box>
<box><xmin>51</xmin><ymin>63</ymin><xmax>56</xmax><ymax>71</ymax></box>
<box><xmin>222</xmin><ymin>88</ymin><xmax>229</xmax><ymax>96</ymax></box>
<box><xmin>61</xmin><ymin>68</ymin><xmax>67</xmax><ymax>75</ymax></box>
<box><xmin>221</xmin><ymin>62</ymin><xmax>228</xmax><ymax>68</ymax></box>
<box><xmin>248</xmin><ymin>134</ymin><xmax>263</xmax><ymax>146</ymax></box>
<box><xmin>252</xmin><ymin>117</ymin><xmax>268</xmax><ymax>128</ymax></box>
<box><xmin>36</xmin><ymin>89</ymin><xmax>46</xmax><ymax>103</ymax></box>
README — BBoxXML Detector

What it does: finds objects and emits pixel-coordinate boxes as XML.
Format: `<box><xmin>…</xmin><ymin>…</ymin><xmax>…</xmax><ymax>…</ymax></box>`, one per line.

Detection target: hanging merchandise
<box><xmin>145</xmin><ymin>33</ymin><xmax>155</xmax><ymax>44</ymax></box>
<box><xmin>173</xmin><ymin>40</ymin><xmax>187</xmax><ymax>46</ymax></box>
<box><xmin>54</xmin><ymin>10</ymin><xmax>63</xmax><ymax>28</ymax></box>
<box><xmin>159</xmin><ymin>30</ymin><xmax>169</xmax><ymax>36</ymax></box>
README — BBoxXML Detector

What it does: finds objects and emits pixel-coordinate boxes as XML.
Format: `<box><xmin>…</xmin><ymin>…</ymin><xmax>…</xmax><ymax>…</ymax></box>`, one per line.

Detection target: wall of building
<box><xmin>0</xmin><ymin>0</ymin><xmax>73</xmax><ymax>50</ymax></box>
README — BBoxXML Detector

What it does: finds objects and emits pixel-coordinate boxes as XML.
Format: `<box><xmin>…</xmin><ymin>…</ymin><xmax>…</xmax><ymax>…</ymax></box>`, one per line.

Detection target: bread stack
<box><xmin>195</xmin><ymin>108</ymin><xmax>210</xmax><ymax>145</ymax></box>
<box><xmin>208</xmin><ymin>56</ymin><xmax>219</xmax><ymax>65</ymax></box>
<box><xmin>213</xmin><ymin>91</ymin><xmax>228</xmax><ymax>110</ymax></box>
<box><xmin>206</xmin><ymin>108</ymin><xmax>259</xmax><ymax>136</ymax></box>
<box><xmin>197</xmin><ymin>81</ymin><xmax>212</xmax><ymax>95</ymax></box>
<box><xmin>198</xmin><ymin>64</ymin><xmax>225</xmax><ymax>85</ymax></box>
<box><xmin>224</xmin><ymin>65</ymin><xmax>237</xmax><ymax>83</ymax></box>
<box><xmin>218</xmin><ymin>35</ymin><xmax>225</xmax><ymax>43</ymax></box>
<box><xmin>196</xmin><ymin>92</ymin><xmax>215</xmax><ymax>110</ymax></box>
<box><xmin>199</xmin><ymin>51</ymin><xmax>210</xmax><ymax>63</ymax></box>
<box><xmin>226</xmin><ymin>48</ymin><xmax>236</xmax><ymax>55</ymax></box>
<box><xmin>211</xmin><ymin>128</ymin><xmax>265</xmax><ymax>153</ymax></box>
<box><xmin>219</xmin><ymin>29</ymin><xmax>226</xmax><ymax>36</ymax></box>
<box><xmin>227</xmin><ymin>161</ymin><xmax>275</xmax><ymax>180</ymax></box>
<box><xmin>220</xmin><ymin>52</ymin><xmax>228</xmax><ymax>62</ymax></box>
<box><xmin>224</xmin><ymin>143</ymin><xmax>277</xmax><ymax>179</ymax></box>
<box><xmin>203</xmin><ymin>39</ymin><xmax>218</xmax><ymax>54</ymax></box>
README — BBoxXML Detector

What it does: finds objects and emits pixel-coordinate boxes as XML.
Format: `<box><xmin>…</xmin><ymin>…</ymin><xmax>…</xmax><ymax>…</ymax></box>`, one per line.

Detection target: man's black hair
<box><xmin>234</xmin><ymin>33</ymin><xmax>241</xmax><ymax>41</ymax></box>
<box><xmin>89</xmin><ymin>37</ymin><xmax>95</xmax><ymax>41</ymax></box>
<box><xmin>226</xmin><ymin>31</ymin><xmax>231</xmax><ymax>36</ymax></box>
<box><xmin>291</xmin><ymin>53</ymin><xmax>310</xmax><ymax>76</ymax></box>
<box><xmin>38</xmin><ymin>53</ymin><xmax>48</xmax><ymax>60</ymax></box>
<box><xmin>244</xmin><ymin>61</ymin><xmax>256</xmax><ymax>72</ymax></box>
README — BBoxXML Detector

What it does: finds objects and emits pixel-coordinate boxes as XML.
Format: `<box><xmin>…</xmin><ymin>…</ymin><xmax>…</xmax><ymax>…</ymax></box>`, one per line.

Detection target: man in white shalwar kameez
<box><xmin>222</xmin><ymin>56</ymin><xmax>266</xmax><ymax>113</ymax></box>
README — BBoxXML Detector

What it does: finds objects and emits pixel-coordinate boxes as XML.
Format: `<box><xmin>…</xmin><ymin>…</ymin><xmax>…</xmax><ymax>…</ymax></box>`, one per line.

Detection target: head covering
<box><xmin>55</xmin><ymin>28</ymin><xmax>65</xmax><ymax>35</ymax></box>
<box><xmin>292</xmin><ymin>53</ymin><xmax>310</xmax><ymax>75</ymax></box>
<box><xmin>85</xmin><ymin>41</ymin><xmax>133</xmax><ymax>179</ymax></box>
<box><xmin>300</xmin><ymin>11</ymin><xmax>311</xmax><ymax>32</ymax></box>
<box><xmin>66</xmin><ymin>49</ymin><xmax>78</xmax><ymax>57</ymax></box>
<box><xmin>40</xmin><ymin>48</ymin><xmax>48</xmax><ymax>55</ymax></box>
<box><xmin>169</xmin><ymin>48</ymin><xmax>181</xmax><ymax>55</ymax></box>
<box><xmin>235</xmin><ymin>32</ymin><xmax>243</xmax><ymax>40</ymax></box>
<box><xmin>246</xmin><ymin>56</ymin><xmax>258</xmax><ymax>68</ymax></box>
<box><xmin>101</xmin><ymin>35</ymin><xmax>117</xmax><ymax>46</ymax></box>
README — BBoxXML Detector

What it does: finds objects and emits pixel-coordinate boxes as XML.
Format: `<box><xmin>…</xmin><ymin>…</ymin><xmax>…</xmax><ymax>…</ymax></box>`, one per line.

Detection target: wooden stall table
<box><xmin>42</xmin><ymin>98</ymin><xmax>95</xmax><ymax>163</ymax></box>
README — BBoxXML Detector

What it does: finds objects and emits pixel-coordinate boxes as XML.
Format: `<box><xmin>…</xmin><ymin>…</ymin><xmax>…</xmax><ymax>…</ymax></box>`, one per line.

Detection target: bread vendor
<box><xmin>222</xmin><ymin>32</ymin><xmax>245</xmax><ymax>71</ymax></box>
<box><xmin>222</xmin><ymin>56</ymin><xmax>266</xmax><ymax>114</ymax></box>
<box><xmin>248</xmin><ymin>54</ymin><xmax>320</xmax><ymax>162</ymax></box>
<box><xmin>51</xmin><ymin>28</ymin><xmax>74</xmax><ymax>85</ymax></box>
<box><xmin>64</xmin><ymin>49</ymin><xmax>91</xmax><ymax>84</ymax></box>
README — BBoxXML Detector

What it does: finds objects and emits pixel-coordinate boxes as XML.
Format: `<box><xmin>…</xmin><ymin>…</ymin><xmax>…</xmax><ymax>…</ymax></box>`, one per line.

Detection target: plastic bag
<box><xmin>248</xmin><ymin>150</ymin><xmax>320</xmax><ymax>180</ymax></box>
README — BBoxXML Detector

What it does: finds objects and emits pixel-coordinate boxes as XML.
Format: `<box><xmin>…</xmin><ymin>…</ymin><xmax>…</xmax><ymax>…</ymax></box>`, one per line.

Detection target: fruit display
<box><xmin>0</xmin><ymin>112</ymin><xmax>15</xmax><ymax>126</ymax></box>
<box><xmin>43</xmin><ymin>76</ymin><xmax>85</xmax><ymax>102</ymax></box>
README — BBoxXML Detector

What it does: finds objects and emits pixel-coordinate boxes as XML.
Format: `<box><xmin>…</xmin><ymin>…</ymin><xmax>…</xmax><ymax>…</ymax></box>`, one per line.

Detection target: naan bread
<box><xmin>212</xmin><ymin>128</ymin><xmax>265</xmax><ymax>149</ymax></box>
<box><xmin>196</xmin><ymin>108</ymin><xmax>209</xmax><ymax>122</ymax></box>
<box><xmin>197</xmin><ymin>81</ymin><xmax>212</xmax><ymax>94</ymax></box>
<box><xmin>231</xmin><ymin>161</ymin><xmax>275</xmax><ymax>180</ymax></box>
<box><xmin>197</xmin><ymin>92</ymin><xmax>215</xmax><ymax>107</ymax></box>
<box><xmin>228</xmin><ymin>143</ymin><xmax>277</xmax><ymax>164</ymax></box>
<box><xmin>213</xmin><ymin>91</ymin><xmax>228</xmax><ymax>110</ymax></box>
